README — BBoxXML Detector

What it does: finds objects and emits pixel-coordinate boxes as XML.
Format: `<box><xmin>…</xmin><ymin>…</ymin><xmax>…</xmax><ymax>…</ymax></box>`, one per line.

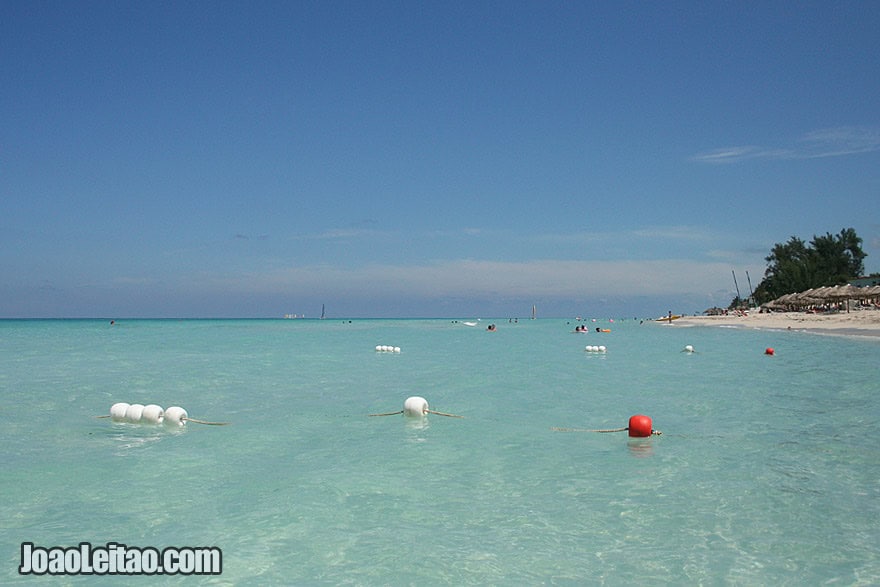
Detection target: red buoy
<box><xmin>765</xmin><ymin>347</ymin><xmax>775</xmax><ymax>356</ymax></box>
<box><xmin>628</xmin><ymin>414</ymin><xmax>653</xmax><ymax>437</ymax></box>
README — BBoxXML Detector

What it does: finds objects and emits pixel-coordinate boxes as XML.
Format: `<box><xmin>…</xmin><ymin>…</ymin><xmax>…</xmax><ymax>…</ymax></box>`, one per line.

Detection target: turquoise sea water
<box><xmin>1</xmin><ymin>318</ymin><xmax>879</xmax><ymax>585</ymax></box>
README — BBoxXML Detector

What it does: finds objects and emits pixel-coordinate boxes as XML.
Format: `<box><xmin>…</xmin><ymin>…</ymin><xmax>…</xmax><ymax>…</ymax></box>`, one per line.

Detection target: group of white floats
<box><xmin>375</xmin><ymin>345</ymin><xmax>402</xmax><ymax>353</ymax></box>
<box><xmin>103</xmin><ymin>402</ymin><xmax>226</xmax><ymax>427</ymax></box>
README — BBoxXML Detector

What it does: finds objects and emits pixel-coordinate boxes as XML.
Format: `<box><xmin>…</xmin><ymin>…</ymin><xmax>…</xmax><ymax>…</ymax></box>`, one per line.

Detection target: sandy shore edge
<box><xmin>667</xmin><ymin>310</ymin><xmax>880</xmax><ymax>338</ymax></box>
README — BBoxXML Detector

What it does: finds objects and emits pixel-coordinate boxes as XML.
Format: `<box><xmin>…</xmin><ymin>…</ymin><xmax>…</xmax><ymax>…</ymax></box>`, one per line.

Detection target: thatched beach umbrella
<box><xmin>765</xmin><ymin>291</ymin><xmax>814</xmax><ymax>311</ymax></box>
<box><xmin>761</xmin><ymin>298</ymin><xmax>781</xmax><ymax>310</ymax></box>
<box><xmin>825</xmin><ymin>284</ymin><xmax>858</xmax><ymax>299</ymax></box>
<box><xmin>856</xmin><ymin>285</ymin><xmax>880</xmax><ymax>299</ymax></box>
<box><xmin>819</xmin><ymin>284</ymin><xmax>862</xmax><ymax>312</ymax></box>
<box><xmin>768</xmin><ymin>293</ymin><xmax>798</xmax><ymax>310</ymax></box>
<box><xmin>794</xmin><ymin>288</ymin><xmax>825</xmax><ymax>306</ymax></box>
<box><xmin>851</xmin><ymin>284</ymin><xmax>880</xmax><ymax>307</ymax></box>
<box><xmin>810</xmin><ymin>286</ymin><xmax>834</xmax><ymax>298</ymax></box>
<box><xmin>865</xmin><ymin>285</ymin><xmax>880</xmax><ymax>307</ymax></box>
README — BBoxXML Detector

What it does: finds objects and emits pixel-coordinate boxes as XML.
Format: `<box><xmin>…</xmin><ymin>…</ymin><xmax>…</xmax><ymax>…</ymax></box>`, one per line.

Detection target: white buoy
<box><xmin>403</xmin><ymin>396</ymin><xmax>429</xmax><ymax>417</ymax></box>
<box><xmin>124</xmin><ymin>403</ymin><xmax>145</xmax><ymax>423</ymax></box>
<box><xmin>163</xmin><ymin>406</ymin><xmax>188</xmax><ymax>427</ymax></box>
<box><xmin>110</xmin><ymin>402</ymin><xmax>130</xmax><ymax>422</ymax></box>
<box><xmin>369</xmin><ymin>396</ymin><xmax>462</xmax><ymax>418</ymax></box>
<box><xmin>684</xmin><ymin>344</ymin><xmax>695</xmax><ymax>353</ymax></box>
<box><xmin>393</xmin><ymin>347</ymin><xmax>401</xmax><ymax>353</ymax></box>
<box><xmin>141</xmin><ymin>404</ymin><xmax>164</xmax><ymax>424</ymax></box>
<box><xmin>598</xmin><ymin>345</ymin><xmax>606</xmax><ymax>353</ymax></box>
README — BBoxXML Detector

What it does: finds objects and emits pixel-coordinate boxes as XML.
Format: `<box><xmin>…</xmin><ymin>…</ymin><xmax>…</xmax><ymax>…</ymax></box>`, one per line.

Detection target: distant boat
<box><xmin>320</xmin><ymin>304</ymin><xmax>325</xmax><ymax>320</ymax></box>
<box><xmin>531</xmin><ymin>305</ymin><xmax>537</xmax><ymax>320</ymax></box>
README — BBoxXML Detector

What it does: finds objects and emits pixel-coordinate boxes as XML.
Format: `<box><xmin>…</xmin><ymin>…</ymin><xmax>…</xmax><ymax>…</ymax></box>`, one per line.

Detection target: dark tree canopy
<box><xmin>752</xmin><ymin>228</ymin><xmax>866</xmax><ymax>304</ymax></box>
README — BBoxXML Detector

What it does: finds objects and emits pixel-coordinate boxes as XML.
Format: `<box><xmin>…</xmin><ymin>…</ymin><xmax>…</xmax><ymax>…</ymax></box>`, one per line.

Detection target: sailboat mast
<box><xmin>745</xmin><ymin>271</ymin><xmax>755</xmax><ymax>307</ymax></box>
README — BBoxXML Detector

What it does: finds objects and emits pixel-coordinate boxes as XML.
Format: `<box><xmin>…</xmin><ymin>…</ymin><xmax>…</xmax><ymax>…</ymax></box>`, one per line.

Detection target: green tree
<box><xmin>810</xmin><ymin>227</ymin><xmax>865</xmax><ymax>283</ymax></box>
<box><xmin>754</xmin><ymin>236</ymin><xmax>813</xmax><ymax>302</ymax></box>
<box><xmin>753</xmin><ymin>228</ymin><xmax>866</xmax><ymax>304</ymax></box>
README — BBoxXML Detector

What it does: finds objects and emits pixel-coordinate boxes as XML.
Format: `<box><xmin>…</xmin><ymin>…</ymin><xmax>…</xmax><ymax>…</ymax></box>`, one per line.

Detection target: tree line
<box><xmin>750</xmin><ymin>227</ymin><xmax>873</xmax><ymax>306</ymax></box>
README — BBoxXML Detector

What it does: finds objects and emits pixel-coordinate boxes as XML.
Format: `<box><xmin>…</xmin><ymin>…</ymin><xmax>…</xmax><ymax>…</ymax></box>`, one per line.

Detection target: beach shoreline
<box><xmin>668</xmin><ymin>310</ymin><xmax>880</xmax><ymax>338</ymax></box>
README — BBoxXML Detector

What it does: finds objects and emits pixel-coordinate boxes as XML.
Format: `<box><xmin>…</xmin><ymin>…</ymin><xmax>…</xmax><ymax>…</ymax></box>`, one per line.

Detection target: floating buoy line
<box><xmin>95</xmin><ymin>343</ymin><xmax>697</xmax><ymax>437</ymax></box>
<box><xmin>96</xmin><ymin>402</ymin><xmax>229</xmax><ymax>427</ymax></box>
<box><xmin>97</xmin><ymin>401</ymin><xmax>664</xmax><ymax>441</ymax></box>
<box><xmin>552</xmin><ymin>414</ymin><xmax>661</xmax><ymax>437</ymax></box>
<box><xmin>369</xmin><ymin>396</ymin><xmax>463</xmax><ymax>418</ymax></box>
<box><xmin>375</xmin><ymin>345</ymin><xmax>401</xmax><ymax>353</ymax></box>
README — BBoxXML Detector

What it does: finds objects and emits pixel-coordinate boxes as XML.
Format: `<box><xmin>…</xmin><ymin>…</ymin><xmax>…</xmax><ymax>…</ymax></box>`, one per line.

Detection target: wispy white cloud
<box><xmin>233</xmin><ymin>233</ymin><xmax>269</xmax><ymax>241</ymax></box>
<box><xmin>690</xmin><ymin>146</ymin><xmax>767</xmax><ymax>164</ymax></box>
<box><xmin>798</xmin><ymin>127</ymin><xmax>880</xmax><ymax>158</ymax></box>
<box><xmin>630</xmin><ymin>226</ymin><xmax>712</xmax><ymax>240</ymax></box>
<box><xmin>116</xmin><ymin>223</ymin><xmax>766</xmax><ymax>315</ymax></box>
<box><xmin>307</xmin><ymin>228</ymin><xmax>390</xmax><ymax>240</ymax></box>
<box><xmin>297</xmin><ymin>224</ymin><xmax>717</xmax><ymax>250</ymax></box>
<box><xmin>531</xmin><ymin>226</ymin><xmax>713</xmax><ymax>245</ymax></box>
<box><xmin>204</xmin><ymin>258</ymin><xmax>755</xmax><ymax>300</ymax></box>
<box><xmin>692</xmin><ymin>126</ymin><xmax>880</xmax><ymax>164</ymax></box>
<box><xmin>421</xmin><ymin>227</ymin><xmax>492</xmax><ymax>238</ymax></box>
<box><xmin>111</xmin><ymin>276</ymin><xmax>157</xmax><ymax>285</ymax></box>
<box><xmin>706</xmin><ymin>249</ymin><xmax>747</xmax><ymax>261</ymax></box>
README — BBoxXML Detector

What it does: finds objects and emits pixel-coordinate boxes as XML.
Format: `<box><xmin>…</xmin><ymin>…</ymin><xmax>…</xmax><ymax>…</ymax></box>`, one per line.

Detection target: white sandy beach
<box><xmin>671</xmin><ymin>310</ymin><xmax>880</xmax><ymax>337</ymax></box>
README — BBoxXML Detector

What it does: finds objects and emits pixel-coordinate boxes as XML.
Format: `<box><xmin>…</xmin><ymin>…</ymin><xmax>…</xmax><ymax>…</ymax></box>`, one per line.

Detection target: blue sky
<box><xmin>3</xmin><ymin>1</ymin><xmax>879</xmax><ymax>318</ymax></box>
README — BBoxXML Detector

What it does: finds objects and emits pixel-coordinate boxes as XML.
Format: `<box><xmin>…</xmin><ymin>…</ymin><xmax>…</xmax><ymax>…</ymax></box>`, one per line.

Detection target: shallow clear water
<box><xmin>1</xmin><ymin>318</ymin><xmax>879</xmax><ymax>585</ymax></box>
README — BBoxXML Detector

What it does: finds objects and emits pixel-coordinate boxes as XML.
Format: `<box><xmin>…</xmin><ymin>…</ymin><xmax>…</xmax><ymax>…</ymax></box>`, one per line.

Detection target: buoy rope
<box><xmin>551</xmin><ymin>426</ymin><xmax>628</xmax><ymax>433</ymax></box>
<box><xmin>551</xmin><ymin>426</ymin><xmax>662</xmax><ymax>435</ymax></box>
<box><xmin>95</xmin><ymin>414</ymin><xmax>230</xmax><ymax>425</ymax></box>
<box><xmin>183</xmin><ymin>417</ymin><xmax>231</xmax><ymax>426</ymax></box>
<box><xmin>369</xmin><ymin>409</ymin><xmax>463</xmax><ymax>418</ymax></box>
<box><xmin>426</xmin><ymin>409</ymin><xmax>464</xmax><ymax>418</ymax></box>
